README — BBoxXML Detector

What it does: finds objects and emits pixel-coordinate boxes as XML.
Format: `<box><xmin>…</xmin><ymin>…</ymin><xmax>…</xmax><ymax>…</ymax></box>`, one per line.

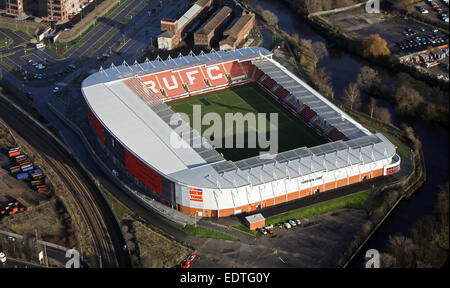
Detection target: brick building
<box><xmin>0</xmin><ymin>0</ymin><xmax>89</xmax><ymax>21</ymax></box>
<box><xmin>0</xmin><ymin>0</ymin><xmax>24</xmax><ymax>17</ymax></box>
<box><xmin>194</xmin><ymin>6</ymin><xmax>232</xmax><ymax>48</ymax></box>
<box><xmin>158</xmin><ymin>0</ymin><xmax>214</xmax><ymax>50</ymax></box>
<box><xmin>219</xmin><ymin>11</ymin><xmax>255</xmax><ymax>51</ymax></box>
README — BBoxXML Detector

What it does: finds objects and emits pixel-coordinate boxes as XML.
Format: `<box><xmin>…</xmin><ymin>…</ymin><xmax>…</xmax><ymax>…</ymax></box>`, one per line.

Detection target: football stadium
<box><xmin>81</xmin><ymin>47</ymin><xmax>401</xmax><ymax>218</ymax></box>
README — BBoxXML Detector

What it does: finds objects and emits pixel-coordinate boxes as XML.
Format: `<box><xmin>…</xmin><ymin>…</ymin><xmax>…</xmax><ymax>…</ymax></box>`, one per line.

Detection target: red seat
<box><xmin>156</xmin><ymin>71</ymin><xmax>186</xmax><ymax>98</ymax></box>
<box><xmin>327</xmin><ymin>128</ymin><xmax>346</xmax><ymax>141</ymax></box>
<box><xmin>262</xmin><ymin>77</ymin><xmax>277</xmax><ymax>91</ymax></box>
<box><xmin>201</xmin><ymin>64</ymin><xmax>228</xmax><ymax>87</ymax></box>
<box><xmin>178</xmin><ymin>67</ymin><xmax>208</xmax><ymax>92</ymax></box>
<box><xmin>253</xmin><ymin>68</ymin><xmax>264</xmax><ymax>81</ymax></box>
<box><xmin>140</xmin><ymin>74</ymin><xmax>163</xmax><ymax>98</ymax></box>
<box><xmin>241</xmin><ymin>61</ymin><xmax>255</xmax><ymax>78</ymax></box>
<box><xmin>275</xmin><ymin>88</ymin><xmax>290</xmax><ymax>100</ymax></box>
<box><xmin>222</xmin><ymin>61</ymin><xmax>245</xmax><ymax>78</ymax></box>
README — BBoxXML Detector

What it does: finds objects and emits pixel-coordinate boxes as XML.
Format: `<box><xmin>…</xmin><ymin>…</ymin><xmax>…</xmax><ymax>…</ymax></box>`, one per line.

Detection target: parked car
<box><xmin>53</xmin><ymin>86</ymin><xmax>60</xmax><ymax>93</ymax></box>
<box><xmin>284</xmin><ymin>222</ymin><xmax>292</xmax><ymax>229</ymax></box>
<box><xmin>260</xmin><ymin>228</ymin><xmax>268</xmax><ymax>235</ymax></box>
<box><xmin>295</xmin><ymin>219</ymin><xmax>301</xmax><ymax>225</ymax></box>
<box><xmin>267</xmin><ymin>229</ymin><xmax>274</xmax><ymax>234</ymax></box>
<box><xmin>288</xmin><ymin>220</ymin><xmax>297</xmax><ymax>227</ymax></box>
<box><xmin>181</xmin><ymin>253</ymin><xmax>197</xmax><ymax>268</ymax></box>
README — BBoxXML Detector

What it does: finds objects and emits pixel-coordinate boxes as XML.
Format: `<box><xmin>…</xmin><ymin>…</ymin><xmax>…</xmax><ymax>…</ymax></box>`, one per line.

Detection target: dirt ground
<box><xmin>0</xmin><ymin>124</ymin><xmax>70</xmax><ymax>244</ymax></box>
<box><xmin>130</xmin><ymin>219</ymin><xmax>192</xmax><ymax>268</ymax></box>
<box><xmin>191</xmin><ymin>209</ymin><xmax>367</xmax><ymax>268</ymax></box>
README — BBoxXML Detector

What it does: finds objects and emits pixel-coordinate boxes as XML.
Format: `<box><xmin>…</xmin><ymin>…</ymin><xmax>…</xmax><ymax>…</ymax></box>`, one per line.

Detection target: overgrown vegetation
<box><xmin>181</xmin><ymin>225</ymin><xmax>238</xmax><ymax>241</ymax></box>
<box><xmin>381</xmin><ymin>184</ymin><xmax>449</xmax><ymax>268</ymax></box>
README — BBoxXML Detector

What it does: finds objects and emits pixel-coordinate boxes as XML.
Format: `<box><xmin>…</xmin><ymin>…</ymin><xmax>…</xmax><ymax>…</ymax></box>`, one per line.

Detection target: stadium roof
<box><xmin>82</xmin><ymin>47</ymin><xmax>397</xmax><ymax>189</ymax></box>
<box><xmin>253</xmin><ymin>59</ymin><xmax>369</xmax><ymax>139</ymax></box>
<box><xmin>83</xmin><ymin>47</ymin><xmax>272</xmax><ymax>87</ymax></box>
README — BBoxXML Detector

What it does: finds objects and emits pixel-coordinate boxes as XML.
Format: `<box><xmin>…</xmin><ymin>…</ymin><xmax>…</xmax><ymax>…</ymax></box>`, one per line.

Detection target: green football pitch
<box><xmin>167</xmin><ymin>83</ymin><xmax>326</xmax><ymax>161</ymax></box>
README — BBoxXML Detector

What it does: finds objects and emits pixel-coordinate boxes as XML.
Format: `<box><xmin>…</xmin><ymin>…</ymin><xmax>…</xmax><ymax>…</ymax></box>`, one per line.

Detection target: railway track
<box><xmin>0</xmin><ymin>98</ymin><xmax>130</xmax><ymax>268</ymax></box>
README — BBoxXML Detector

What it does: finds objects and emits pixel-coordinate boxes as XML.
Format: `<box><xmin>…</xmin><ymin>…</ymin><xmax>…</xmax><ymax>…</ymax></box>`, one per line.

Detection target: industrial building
<box><xmin>220</xmin><ymin>11</ymin><xmax>255</xmax><ymax>50</ymax></box>
<box><xmin>158</xmin><ymin>0</ymin><xmax>214</xmax><ymax>50</ymax></box>
<box><xmin>0</xmin><ymin>0</ymin><xmax>90</xmax><ymax>21</ymax></box>
<box><xmin>82</xmin><ymin>47</ymin><xmax>400</xmax><ymax>218</ymax></box>
<box><xmin>194</xmin><ymin>6</ymin><xmax>233</xmax><ymax>48</ymax></box>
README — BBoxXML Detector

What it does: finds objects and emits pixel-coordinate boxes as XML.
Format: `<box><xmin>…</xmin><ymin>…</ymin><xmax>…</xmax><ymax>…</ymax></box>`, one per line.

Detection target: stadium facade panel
<box><xmin>82</xmin><ymin>47</ymin><xmax>400</xmax><ymax>217</ymax></box>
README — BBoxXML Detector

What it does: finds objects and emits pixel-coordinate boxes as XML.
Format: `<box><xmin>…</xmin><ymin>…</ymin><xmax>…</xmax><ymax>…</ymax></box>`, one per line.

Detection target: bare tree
<box><xmin>357</xmin><ymin>66</ymin><xmax>381</xmax><ymax>91</ymax></box>
<box><xmin>375</xmin><ymin>107</ymin><xmax>392</xmax><ymax>124</ymax></box>
<box><xmin>394</xmin><ymin>86</ymin><xmax>424</xmax><ymax>116</ymax></box>
<box><xmin>368</xmin><ymin>97</ymin><xmax>376</xmax><ymax>118</ymax></box>
<box><xmin>312</xmin><ymin>41</ymin><xmax>328</xmax><ymax>60</ymax></box>
<box><xmin>342</xmin><ymin>82</ymin><xmax>362</xmax><ymax>110</ymax></box>
<box><xmin>261</xmin><ymin>10</ymin><xmax>279</xmax><ymax>26</ymax></box>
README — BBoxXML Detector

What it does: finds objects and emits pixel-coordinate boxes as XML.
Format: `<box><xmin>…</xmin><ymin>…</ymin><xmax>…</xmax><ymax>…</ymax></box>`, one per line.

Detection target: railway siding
<box><xmin>0</xmin><ymin>93</ymin><xmax>130</xmax><ymax>267</ymax></box>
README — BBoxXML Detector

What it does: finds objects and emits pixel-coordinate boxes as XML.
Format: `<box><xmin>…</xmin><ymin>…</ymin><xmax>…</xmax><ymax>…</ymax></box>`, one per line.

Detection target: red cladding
<box><xmin>88</xmin><ymin>108</ymin><xmax>105</xmax><ymax>144</ymax></box>
<box><xmin>125</xmin><ymin>149</ymin><xmax>162</xmax><ymax>196</ymax></box>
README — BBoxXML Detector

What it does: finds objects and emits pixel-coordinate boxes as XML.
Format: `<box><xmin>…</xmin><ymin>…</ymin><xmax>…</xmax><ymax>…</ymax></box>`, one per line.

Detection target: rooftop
<box><xmin>224</xmin><ymin>13</ymin><xmax>254</xmax><ymax>36</ymax></box>
<box><xmin>246</xmin><ymin>213</ymin><xmax>265</xmax><ymax>223</ymax></box>
<box><xmin>195</xmin><ymin>6</ymin><xmax>233</xmax><ymax>35</ymax></box>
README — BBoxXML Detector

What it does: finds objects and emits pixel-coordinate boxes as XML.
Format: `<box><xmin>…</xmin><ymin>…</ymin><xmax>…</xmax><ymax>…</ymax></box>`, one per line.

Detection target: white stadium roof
<box><xmin>82</xmin><ymin>47</ymin><xmax>397</xmax><ymax>189</ymax></box>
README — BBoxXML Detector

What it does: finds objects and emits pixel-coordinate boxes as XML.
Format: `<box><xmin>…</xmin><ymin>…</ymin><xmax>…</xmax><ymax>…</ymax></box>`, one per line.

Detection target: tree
<box><xmin>342</xmin><ymin>82</ymin><xmax>362</xmax><ymax>110</ymax></box>
<box><xmin>362</xmin><ymin>34</ymin><xmax>391</xmax><ymax>58</ymax></box>
<box><xmin>394</xmin><ymin>86</ymin><xmax>424</xmax><ymax>116</ymax></box>
<box><xmin>312</xmin><ymin>41</ymin><xmax>328</xmax><ymax>60</ymax></box>
<box><xmin>375</xmin><ymin>107</ymin><xmax>392</xmax><ymax>124</ymax></box>
<box><xmin>261</xmin><ymin>10</ymin><xmax>279</xmax><ymax>26</ymax></box>
<box><xmin>368</xmin><ymin>97</ymin><xmax>376</xmax><ymax>118</ymax></box>
<box><xmin>357</xmin><ymin>66</ymin><xmax>381</xmax><ymax>92</ymax></box>
<box><xmin>292</xmin><ymin>33</ymin><xmax>301</xmax><ymax>45</ymax></box>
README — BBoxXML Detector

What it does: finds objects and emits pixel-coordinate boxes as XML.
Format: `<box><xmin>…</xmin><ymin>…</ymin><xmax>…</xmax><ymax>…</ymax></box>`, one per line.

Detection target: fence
<box><xmin>0</xmin><ymin>229</ymin><xmax>68</xmax><ymax>252</ymax></box>
<box><xmin>309</xmin><ymin>1</ymin><xmax>367</xmax><ymax>17</ymax></box>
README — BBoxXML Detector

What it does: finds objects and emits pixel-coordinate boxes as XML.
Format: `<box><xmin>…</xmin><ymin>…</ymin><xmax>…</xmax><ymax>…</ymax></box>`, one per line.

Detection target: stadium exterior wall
<box><xmin>87</xmin><ymin>105</ymin><xmax>398</xmax><ymax>218</ymax></box>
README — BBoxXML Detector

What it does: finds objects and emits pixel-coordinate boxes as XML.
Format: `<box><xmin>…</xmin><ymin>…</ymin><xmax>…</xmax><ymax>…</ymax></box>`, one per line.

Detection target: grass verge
<box><xmin>265</xmin><ymin>189</ymin><xmax>372</xmax><ymax>226</ymax></box>
<box><xmin>232</xmin><ymin>224</ymin><xmax>260</xmax><ymax>237</ymax></box>
<box><xmin>181</xmin><ymin>225</ymin><xmax>238</xmax><ymax>241</ymax></box>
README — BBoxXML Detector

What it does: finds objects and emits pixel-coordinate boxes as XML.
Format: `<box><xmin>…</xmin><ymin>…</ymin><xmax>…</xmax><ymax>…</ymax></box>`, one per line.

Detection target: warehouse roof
<box><xmin>224</xmin><ymin>13</ymin><xmax>254</xmax><ymax>36</ymax></box>
<box><xmin>195</xmin><ymin>6</ymin><xmax>232</xmax><ymax>35</ymax></box>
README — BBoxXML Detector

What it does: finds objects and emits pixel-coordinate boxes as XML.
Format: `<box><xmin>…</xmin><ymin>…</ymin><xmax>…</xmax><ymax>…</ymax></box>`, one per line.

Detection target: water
<box><xmin>254</xmin><ymin>0</ymin><xmax>449</xmax><ymax>267</ymax></box>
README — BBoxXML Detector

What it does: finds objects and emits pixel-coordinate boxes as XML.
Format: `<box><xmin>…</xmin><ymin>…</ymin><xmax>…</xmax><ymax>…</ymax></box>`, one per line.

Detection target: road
<box><xmin>0</xmin><ymin>98</ymin><xmax>131</xmax><ymax>268</ymax></box>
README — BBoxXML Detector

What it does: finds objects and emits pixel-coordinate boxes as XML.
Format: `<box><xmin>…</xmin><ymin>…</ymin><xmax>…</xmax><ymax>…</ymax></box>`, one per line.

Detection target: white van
<box><xmin>36</xmin><ymin>43</ymin><xmax>46</xmax><ymax>49</ymax></box>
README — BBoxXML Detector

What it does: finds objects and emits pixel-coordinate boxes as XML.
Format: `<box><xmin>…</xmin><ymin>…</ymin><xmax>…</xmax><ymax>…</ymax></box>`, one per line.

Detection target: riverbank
<box><xmin>236</xmin><ymin>0</ymin><xmax>427</xmax><ymax>268</ymax></box>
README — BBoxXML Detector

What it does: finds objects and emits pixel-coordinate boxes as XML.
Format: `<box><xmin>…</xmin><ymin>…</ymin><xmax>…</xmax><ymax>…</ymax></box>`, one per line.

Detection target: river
<box><xmin>251</xmin><ymin>0</ymin><xmax>449</xmax><ymax>267</ymax></box>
